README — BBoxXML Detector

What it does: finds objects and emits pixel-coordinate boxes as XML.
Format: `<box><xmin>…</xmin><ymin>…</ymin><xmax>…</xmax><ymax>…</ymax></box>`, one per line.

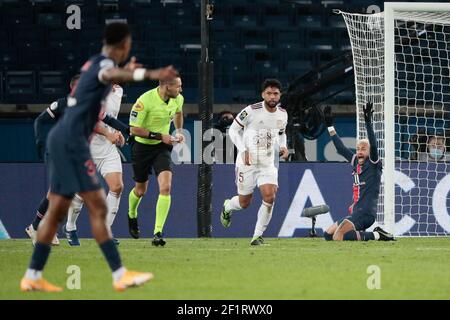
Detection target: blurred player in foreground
<box><xmin>322</xmin><ymin>103</ymin><xmax>395</xmax><ymax>241</ymax></box>
<box><xmin>20</xmin><ymin>22</ymin><xmax>177</xmax><ymax>292</ymax></box>
<box><xmin>219</xmin><ymin>79</ymin><xmax>289</xmax><ymax>245</ymax></box>
<box><xmin>63</xmin><ymin>84</ymin><xmax>125</xmax><ymax>246</ymax></box>
<box><xmin>26</xmin><ymin>75</ymin><xmax>126</xmax><ymax>246</ymax></box>
<box><xmin>127</xmin><ymin>75</ymin><xmax>184</xmax><ymax>246</ymax></box>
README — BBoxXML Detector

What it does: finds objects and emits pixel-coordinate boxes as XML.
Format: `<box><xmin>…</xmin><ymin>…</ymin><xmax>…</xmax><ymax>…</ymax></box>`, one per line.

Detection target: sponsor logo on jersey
<box><xmin>130</xmin><ymin>110</ymin><xmax>138</xmax><ymax>121</ymax></box>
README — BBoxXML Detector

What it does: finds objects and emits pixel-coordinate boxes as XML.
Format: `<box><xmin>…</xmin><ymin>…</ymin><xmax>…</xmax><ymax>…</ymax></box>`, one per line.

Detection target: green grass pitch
<box><xmin>0</xmin><ymin>238</ymin><xmax>449</xmax><ymax>299</ymax></box>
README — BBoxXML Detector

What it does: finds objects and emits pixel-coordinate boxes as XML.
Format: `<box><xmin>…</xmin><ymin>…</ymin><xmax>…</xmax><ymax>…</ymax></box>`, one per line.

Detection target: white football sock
<box><xmin>106</xmin><ymin>191</ymin><xmax>121</xmax><ymax>228</ymax></box>
<box><xmin>253</xmin><ymin>201</ymin><xmax>274</xmax><ymax>238</ymax></box>
<box><xmin>224</xmin><ymin>196</ymin><xmax>242</xmax><ymax>213</ymax></box>
<box><xmin>66</xmin><ymin>194</ymin><xmax>83</xmax><ymax>232</ymax></box>
<box><xmin>112</xmin><ymin>266</ymin><xmax>127</xmax><ymax>282</ymax></box>
<box><xmin>25</xmin><ymin>269</ymin><xmax>42</xmax><ymax>280</ymax></box>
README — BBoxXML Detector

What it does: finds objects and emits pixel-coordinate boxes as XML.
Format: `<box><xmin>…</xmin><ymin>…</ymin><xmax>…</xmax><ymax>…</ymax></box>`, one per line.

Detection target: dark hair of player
<box><xmin>261</xmin><ymin>78</ymin><xmax>282</xmax><ymax>92</ymax></box>
<box><xmin>103</xmin><ymin>22</ymin><xmax>131</xmax><ymax>46</ymax></box>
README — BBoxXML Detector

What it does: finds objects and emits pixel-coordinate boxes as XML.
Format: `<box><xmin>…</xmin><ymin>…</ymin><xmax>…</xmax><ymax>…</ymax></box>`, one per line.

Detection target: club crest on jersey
<box><xmin>239</xmin><ymin>110</ymin><xmax>248</xmax><ymax>121</ymax></box>
<box><xmin>277</xmin><ymin>120</ymin><xmax>283</xmax><ymax>128</ymax></box>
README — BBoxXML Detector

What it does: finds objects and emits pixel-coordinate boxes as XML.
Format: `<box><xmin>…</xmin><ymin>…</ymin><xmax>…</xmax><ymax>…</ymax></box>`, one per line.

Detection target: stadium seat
<box><xmin>5</xmin><ymin>71</ymin><xmax>36</xmax><ymax>103</ymax></box>
<box><xmin>38</xmin><ymin>71</ymin><xmax>67</xmax><ymax>97</ymax></box>
<box><xmin>37</xmin><ymin>13</ymin><xmax>63</xmax><ymax>27</ymax></box>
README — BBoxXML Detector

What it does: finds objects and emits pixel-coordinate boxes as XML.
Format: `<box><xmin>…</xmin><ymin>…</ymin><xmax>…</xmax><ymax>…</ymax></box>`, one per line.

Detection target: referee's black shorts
<box><xmin>131</xmin><ymin>140</ymin><xmax>173</xmax><ymax>183</ymax></box>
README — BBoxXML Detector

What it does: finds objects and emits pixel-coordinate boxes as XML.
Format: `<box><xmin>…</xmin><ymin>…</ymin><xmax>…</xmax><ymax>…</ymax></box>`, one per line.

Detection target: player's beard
<box><xmin>266</xmin><ymin>100</ymin><xmax>278</xmax><ymax>108</ymax></box>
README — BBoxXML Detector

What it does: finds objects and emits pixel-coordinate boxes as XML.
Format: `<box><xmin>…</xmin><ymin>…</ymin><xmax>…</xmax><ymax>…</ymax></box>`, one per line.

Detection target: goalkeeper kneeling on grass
<box><xmin>323</xmin><ymin>102</ymin><xmax>395</xmax><ymax>242</ymax></box>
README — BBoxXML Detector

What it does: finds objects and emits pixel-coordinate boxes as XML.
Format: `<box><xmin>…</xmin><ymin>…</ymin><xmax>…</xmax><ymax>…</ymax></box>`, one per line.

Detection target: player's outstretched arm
<box><xmin>102</xmin><ymin>115</ymin><xmax>130</xmax><ymax>137</ymax></box>
<box><xmin>33</xmin><ymin>106</ymin><xmax>57</xmax><ymax>159</ymax></box>
<box><xmin>323</xmin><ymin>106</ymin><xmax>354</xmax><ymax>162</ymax></box>
<box><xmin>100</xmin><ymin>63</ymin><xmax>177</xmax><ymax>84</ymax></box>
<box><xmin>363</xmin><ymin>102</ymin><xmax>379</xmax><ymax>162</ymax></box>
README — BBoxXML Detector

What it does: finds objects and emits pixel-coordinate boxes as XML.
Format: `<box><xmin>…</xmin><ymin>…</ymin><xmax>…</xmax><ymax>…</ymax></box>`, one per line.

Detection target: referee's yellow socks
<box><xmin>128</xmin><ymin>188</ymin><xmax>142</xmax><ymax>219</ymax></box>
<box><xmin>154</xmin><ymin>194</ymin><xmax>171</xmax><ymax>235</ymax></box>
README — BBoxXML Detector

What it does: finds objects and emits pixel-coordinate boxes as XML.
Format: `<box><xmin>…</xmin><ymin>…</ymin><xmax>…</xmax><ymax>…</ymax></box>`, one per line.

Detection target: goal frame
<box><xmin>383</xmin><ymin>2</ymin><xmax>450</xmax><ymax>234</ymax></box>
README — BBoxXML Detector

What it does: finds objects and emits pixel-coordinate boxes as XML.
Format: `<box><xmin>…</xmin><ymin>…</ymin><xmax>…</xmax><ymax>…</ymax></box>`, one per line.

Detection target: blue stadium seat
<box><xmin>38</xmin><ymin>71</ymin><xmax>67</xmax><ymax>97</ymax></box>
<box><xmin>0</xmin><ymin>71</ymin><xmax>3</xmax><ymax>102</ymax></box>
<box><xmin>5</xmin><ymin>71</ymin><xmax>36</xmax><ymax>102</ymax></box>
<box><xmin>296</xmin><ymin>15</ymin><xmax>322</xmax><ymax>28</ymax></box>
<box><xmin>37</xmin><ymin>13</ymin><xmax>63</xmax><ymax>27</ymax></box>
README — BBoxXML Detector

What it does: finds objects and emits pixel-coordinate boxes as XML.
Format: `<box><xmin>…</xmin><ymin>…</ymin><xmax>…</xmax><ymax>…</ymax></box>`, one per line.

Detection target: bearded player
<box><xmin>323</xmin><ymin>102</ymin><xmax>395</xmax><ymax>241</ymax></box>
<box><xmin>219</xmin><ymin>79</ymin><xmax>289</xmax><ymax>245</ymax></box>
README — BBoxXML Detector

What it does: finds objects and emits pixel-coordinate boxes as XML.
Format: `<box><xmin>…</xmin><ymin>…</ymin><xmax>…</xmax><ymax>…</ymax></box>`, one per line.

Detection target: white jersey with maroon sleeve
<box><xmin>233</xmin><ymin>101</ymin><xmax>288</xmax><ymax>195</ymax></box>
<box><xmin>234</xmin><ymin>101</ymin><xmax>288</xmax><ymax>168</ymax></box>
<box><xmin>89</xmin><ymin>84</ymin><xmax>123</xmax><ymax>175</ymax></box>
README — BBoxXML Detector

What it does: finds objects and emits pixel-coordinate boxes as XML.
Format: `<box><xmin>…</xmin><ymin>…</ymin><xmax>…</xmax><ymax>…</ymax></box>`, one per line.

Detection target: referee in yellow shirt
<box><xmin>127</xmin><ymin>74</ymin><xmax>184</xmax><ymax>246</ymax></box>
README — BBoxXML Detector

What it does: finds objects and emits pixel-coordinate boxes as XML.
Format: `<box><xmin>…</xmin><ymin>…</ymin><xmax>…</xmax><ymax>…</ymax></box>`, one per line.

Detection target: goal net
<box><xmin>339</xmin><ymin>3</ymin><xmax>450</xmax><ymax>236</ymax></box>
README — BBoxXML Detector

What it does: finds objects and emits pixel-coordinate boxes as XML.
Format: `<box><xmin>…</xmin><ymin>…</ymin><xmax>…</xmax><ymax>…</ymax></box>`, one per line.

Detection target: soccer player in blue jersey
<box><xmin>26</xmin><ymin>76</ymin><xmax>129</xmax><ymax>246</ymax></box>
<box><xmin>322</xmin><ymin>103</ymin><xmax>395</xmax><ymax>242</ymax></box>
<box><xmin>20</xmin><ymin>22</ymin><xmax>177</xmax><ymax>292</ymax></box>
<box><xmin>25</xmin><ymin>74</ymin><xmax>81</xmax><ymax>246</ymax></box>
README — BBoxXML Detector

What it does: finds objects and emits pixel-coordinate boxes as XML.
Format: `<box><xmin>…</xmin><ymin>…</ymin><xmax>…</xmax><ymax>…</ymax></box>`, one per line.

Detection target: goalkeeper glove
<box><xmin>323</xmin><ymin>106</ymin><xmax>334</xmax><ymax>127</ymax></box>
<box><xmin>363</xmin><ymin>101</ymin><xmax>374</xmax><ymax>124</ymax></box>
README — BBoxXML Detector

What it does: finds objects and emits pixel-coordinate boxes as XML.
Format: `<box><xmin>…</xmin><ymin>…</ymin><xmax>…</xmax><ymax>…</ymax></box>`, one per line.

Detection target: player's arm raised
<box><xmin>33</xmin><ymin>101</ymin><xmax>59</xmax><ymax>159</ymax></box>
<box><xmin>100</xmin><ymin>60</ymin><xmax>177</xmax><ymax>84</ymax></box>
<box><xmin>363</xmin><ymin>102</ymin><xmax>379</xmax><ymax>162</ymax></box>
<box><xmin>324</xmin><ymin>106</ymin><xmax>354</xmax><ymax>162</ymax></box>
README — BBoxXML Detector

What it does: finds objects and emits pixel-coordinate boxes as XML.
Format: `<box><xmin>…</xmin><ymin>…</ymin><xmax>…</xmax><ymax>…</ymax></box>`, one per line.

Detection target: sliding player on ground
<box><xmin>127</xmin><ymin>75</ymin><xmax>184</xmax><ymax>246</ymax></box>
<box><xmin>220</xmin><ymin>79</ymin><xmax>289</xmax><ymax>246</ymax></box>
<box><xmin>20</xmin><ymin>22</ymin><xmax>177</xmax><ymax>292</ymax></box>
<box><xmin>322</xmin><ymin>102</ymin><xmax>395</xmax><ymax>241</ymax></box>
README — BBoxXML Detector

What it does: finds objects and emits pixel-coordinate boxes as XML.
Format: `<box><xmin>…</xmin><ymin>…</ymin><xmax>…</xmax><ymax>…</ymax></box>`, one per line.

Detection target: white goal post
<box><xmin>339</xmin><ymin>3</ymin><xmax>450</xmax><ymax>236</ymax></box>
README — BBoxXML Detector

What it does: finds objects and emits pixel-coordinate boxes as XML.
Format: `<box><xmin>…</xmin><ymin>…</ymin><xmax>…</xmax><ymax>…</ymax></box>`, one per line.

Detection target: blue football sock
<box><xmin>359</xmin><ymin>231</ymin><xmax>375</xmax><ymax>241</ymax></box>
<box><xmin>323</xmin><ymin>231</ymin><xmax>333</xmax><ymax>241</ymax></box>
<box><xmin>342</xmin><ymin>230</ymin><xmax>358</xmax><ymax>241</ymax></box>
<box><xmin>29</xmin><ymin>242</ymin><xmax>51</xmax><ymax>271</ymax></box>
<box><xmin>99</xmin><ymin>239</ymin><xmax>122</xmax><ymax>272</ymax></box>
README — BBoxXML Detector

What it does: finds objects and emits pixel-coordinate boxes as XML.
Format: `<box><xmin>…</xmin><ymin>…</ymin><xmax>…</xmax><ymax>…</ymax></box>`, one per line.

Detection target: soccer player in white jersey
<box><xmin>63</xmin><ymin>84</ymin><xmax>125</xmax><ymax>246</ymax></box>
<box><xmin>220</xmin><ymin>79</ymin><xmax>289</xmax><ymax>245</ymax></box>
